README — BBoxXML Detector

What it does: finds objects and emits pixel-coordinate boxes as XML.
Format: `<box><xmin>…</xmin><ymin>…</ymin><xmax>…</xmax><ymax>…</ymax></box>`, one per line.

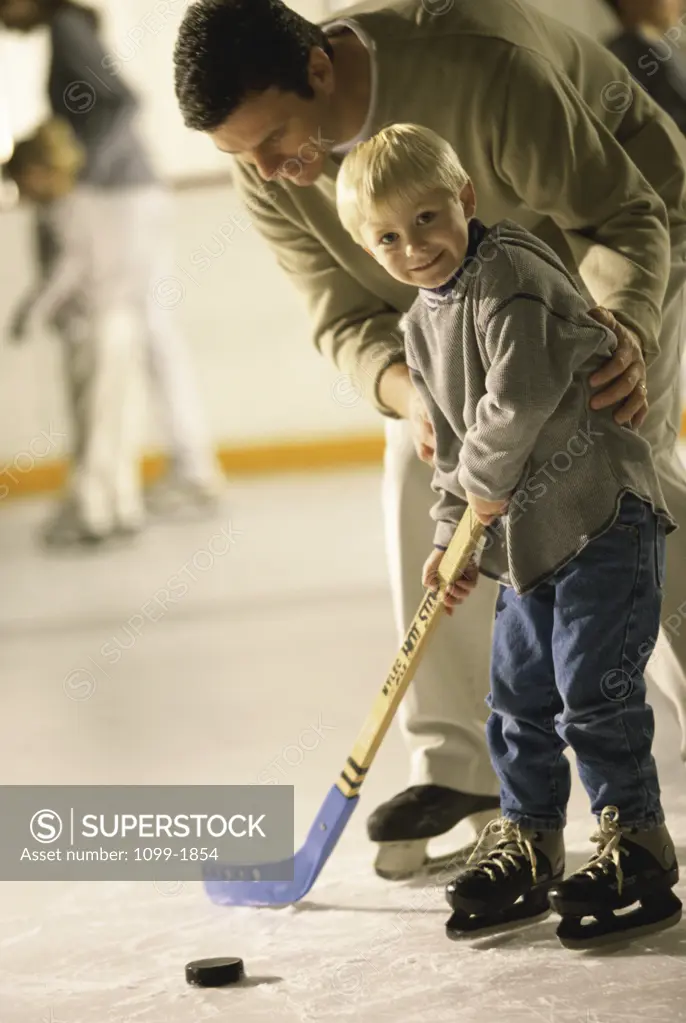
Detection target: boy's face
<box><xmin>360</xmin><ymin>182</ymin><xmax>476</xmax><ymax>289</ymax></box>
<box><xmin>15</xmin><ymin>165</ymin><xmax>73</xmax><ymax>203</ymax></box>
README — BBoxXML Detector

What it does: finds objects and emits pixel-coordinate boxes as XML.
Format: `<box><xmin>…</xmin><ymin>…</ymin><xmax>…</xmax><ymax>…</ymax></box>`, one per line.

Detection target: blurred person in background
<box><xmin>5</xmin><ymin>117</ymin><xmax>145</xmax><ymax>545</ymax></box>
<box><xmin>0</xmin><ymin>0</ymin><xmax>225</xmax><ymax>545</ymax></box>
<box><xmin>603</xmin><ymin>1</ymin><xmax>686</xmax><ymax>134</ymax></box>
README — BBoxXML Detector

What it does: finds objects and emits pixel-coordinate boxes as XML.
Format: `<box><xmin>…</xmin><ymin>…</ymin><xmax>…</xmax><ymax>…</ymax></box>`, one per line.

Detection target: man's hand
<box><xmin>587</xmin><ymin>307</ymin><xmax>648</xmax><ymax>429</ymax></box>
<box><xmin>467</xmin><ymin>490</ymin><xmax>509</xmax><ymax>525</ymax></box>
<box><xmin>422</xmin><ymin>546</ymin><xmax>479</xmax><ymax>616</ymax></box>
<box><xmin>408</xmin><ymin>385</ymin><xmax>435</xmax><ymax>464</ymax></box>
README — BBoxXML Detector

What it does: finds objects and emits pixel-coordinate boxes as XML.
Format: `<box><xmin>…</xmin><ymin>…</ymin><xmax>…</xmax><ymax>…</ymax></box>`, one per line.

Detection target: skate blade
<box><xmin>446</xmin><ymin>906</ymin><xmax>552</xmax><ymax>940</ymax></box>
<box><xmin>373</xmin><ymin>810</ymin><xmax>497</xmax><ymax>881</ymax></box>
<box><xmin>556</xmin><ymin>896</ymin><xmax>683</xmax><ymax>950</ymax></box>
<box><xmin>374</xmin><ymin>839</ymin><xmax>477</xmax><ymax>881</ymax></box>
<box><xmin>374</xmin><ymin>840</ymin><xmax>457</xmax><ymax>880</ymax></box>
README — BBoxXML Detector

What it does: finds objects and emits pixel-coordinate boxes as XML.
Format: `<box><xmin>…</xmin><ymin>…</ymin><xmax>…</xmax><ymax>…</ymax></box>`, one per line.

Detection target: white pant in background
<box><xmin>62</xmin><ymin>304</ymin><xmax>144</xmax><ymax>534</ymax></box>
<box><xmin>46</xmin><ymin>185</ymin><xmax>218</xmax><ymax>532</ymax></box>
<box><xmin>130</xmin><ymin>187</ymin><xmax>219</xmax><ymax>485</ymax></box>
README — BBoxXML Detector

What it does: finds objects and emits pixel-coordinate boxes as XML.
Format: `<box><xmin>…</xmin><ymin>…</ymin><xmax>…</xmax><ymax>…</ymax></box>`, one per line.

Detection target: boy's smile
<box><xmin>361</xmin><ymin>181</ymin><xmax>476</xmax><ymax>288</ymax></box>
<box><xmin>409</xmin><ymin>250</ymin><xmax>446</xmax><ymax>272</ymax></box>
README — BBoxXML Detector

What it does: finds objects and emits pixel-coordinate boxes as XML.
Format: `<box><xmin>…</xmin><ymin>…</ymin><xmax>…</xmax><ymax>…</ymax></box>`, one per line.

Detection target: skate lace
<box><xmin>466</xmin><ymin>818</ymin><xmax>539</xmax><ymax>883</ymax></box>
<box><xmin>576</xmin><ymin>806</ymin><xmax>624</xmax><ymax>895</ymax></box>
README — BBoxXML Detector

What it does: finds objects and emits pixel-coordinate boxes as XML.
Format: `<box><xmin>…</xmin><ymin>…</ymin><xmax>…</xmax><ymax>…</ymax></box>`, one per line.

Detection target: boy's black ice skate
<box><xmin>367</xmin><ymin>785</ymin><xmax>501</xmax><ymax>880</ymax></box>
<box><xmin>548</xmin><ymin>806</ymin><xmax>682</xmax><ymax>950</ymax></box>
<box><xmin>444</xmin><ymin>817</ymin><xmax>565</xmax><ymax>938</ymax></box>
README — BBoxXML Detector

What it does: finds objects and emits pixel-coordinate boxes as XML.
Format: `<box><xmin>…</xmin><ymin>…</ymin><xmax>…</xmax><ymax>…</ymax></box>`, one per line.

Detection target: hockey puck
<box><xmin>185</xmin><ymin>957</ymin><xmax>245</xmax><ymax>987</ymax></box>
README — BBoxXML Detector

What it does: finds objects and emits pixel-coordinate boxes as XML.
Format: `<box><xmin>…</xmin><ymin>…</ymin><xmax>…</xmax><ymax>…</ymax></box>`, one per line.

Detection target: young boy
<box><xmin>6</xmin><ymin>119</ymin><xmax>145</xmax><ymax>546</ymax></box>
<box><xmin>335</xmin><ymin>123</ymin><xmax>682</xmax><ymax>949</ymax></box>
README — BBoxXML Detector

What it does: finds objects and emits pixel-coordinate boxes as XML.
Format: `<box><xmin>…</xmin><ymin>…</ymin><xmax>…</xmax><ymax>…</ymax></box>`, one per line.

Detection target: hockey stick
<box><xmin>204</xmin><ymin>508</ymin><xmax>485</xmax><ymax>907</ymax></box>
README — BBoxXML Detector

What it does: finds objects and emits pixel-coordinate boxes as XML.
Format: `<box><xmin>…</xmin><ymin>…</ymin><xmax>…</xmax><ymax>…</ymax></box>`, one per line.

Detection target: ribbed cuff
<box><xmin>433</xmin><ymin>520</ymin><xmax>457</xmax><ymax>548</ymax></box>
<box><xmin>458</xmin><ymin>462</ymin><xmax>513</xmax><ymax>502</ymax></box>
<box><xmin>372</xmin><ymin>351</ymin><xmax>407</xmax><ymax>419</ymax></box>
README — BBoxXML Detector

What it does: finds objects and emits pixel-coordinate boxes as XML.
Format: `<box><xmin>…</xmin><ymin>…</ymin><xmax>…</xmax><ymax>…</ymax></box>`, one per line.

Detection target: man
<box><xmin>603</xmin><ymin>1</ymin><xmax>686</xmax><ymax>134</ymax></box>
<box><xmin>174</xmin><ymin>0</ymin><xmax>686</xmax><ymax>879</ymax></box>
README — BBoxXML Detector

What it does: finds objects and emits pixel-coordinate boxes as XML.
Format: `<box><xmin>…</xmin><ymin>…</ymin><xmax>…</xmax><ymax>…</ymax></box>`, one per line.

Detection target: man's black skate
<box><xmin>548</xmin><ymin>806</ymin><xmax>682</xmax><ymax>950</ymax></box>
<box><xmin>368</xmin><ymin>785</ymin><xmax>501</xmax><ymax>880</ymax></box>
<box><xmin>445</xmin><ymin>818</ymin><xmax>565</xmax><ymax>938</ymax></box>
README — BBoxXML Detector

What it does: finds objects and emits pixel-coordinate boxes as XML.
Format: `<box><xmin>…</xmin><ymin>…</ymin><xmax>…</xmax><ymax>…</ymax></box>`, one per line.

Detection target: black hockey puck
<box><xmin>185</xmin><ymin>957</ymin><xmax>245</xmax><ymax>987</ymax></box>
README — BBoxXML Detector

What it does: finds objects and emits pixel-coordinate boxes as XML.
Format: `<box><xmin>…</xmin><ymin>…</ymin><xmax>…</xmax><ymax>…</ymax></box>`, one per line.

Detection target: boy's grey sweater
<box><xmin>403</xmin><ymin>218</ymin><xmax>676</xmax><ymax>594</ymax></box>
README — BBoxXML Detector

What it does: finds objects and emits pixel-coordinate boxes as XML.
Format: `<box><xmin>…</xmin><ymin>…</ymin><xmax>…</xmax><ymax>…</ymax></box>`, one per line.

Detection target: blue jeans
<box><xmin>487</xmin><ymin>492</ymin><xmax>666</xmax><ymax>830</ymax></box>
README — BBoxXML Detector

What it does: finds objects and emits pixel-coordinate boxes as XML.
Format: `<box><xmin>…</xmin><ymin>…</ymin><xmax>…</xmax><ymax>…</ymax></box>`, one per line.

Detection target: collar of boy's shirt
<box><xmin>420</xmin><ymin>217</ymin><xmax>489</xmax><ymax>304</ymax></box>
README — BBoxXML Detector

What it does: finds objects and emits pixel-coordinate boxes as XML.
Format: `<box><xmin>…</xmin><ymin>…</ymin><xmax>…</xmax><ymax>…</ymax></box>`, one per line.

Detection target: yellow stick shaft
<box><xmin>337</xmin><ymin>508</ymin><xmax>485</xmax><ymax>797</ymax></box>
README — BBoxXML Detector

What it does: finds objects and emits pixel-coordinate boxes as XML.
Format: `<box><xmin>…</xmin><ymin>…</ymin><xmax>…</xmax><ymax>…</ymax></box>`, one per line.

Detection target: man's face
<box><xmin>0</xmin><ymin>0</ymin><xmax>43</xmax><ymax>31</ymax></box>
<box><xmin>360</xmin><ymin>183</ymin><xmax>476</xmax><ymax>289</ymax></box>
<box><xmin>210</xmin><ymin>86</ymin><xmax>337</xmax><ymax>186</ymax></box>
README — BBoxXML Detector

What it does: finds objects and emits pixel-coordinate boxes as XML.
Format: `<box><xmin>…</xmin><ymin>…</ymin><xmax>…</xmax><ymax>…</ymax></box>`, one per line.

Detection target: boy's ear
<box><xmin>461</xmin><ymin>179</ymin><xmax>477</xmax><ymax>219</ymax></box>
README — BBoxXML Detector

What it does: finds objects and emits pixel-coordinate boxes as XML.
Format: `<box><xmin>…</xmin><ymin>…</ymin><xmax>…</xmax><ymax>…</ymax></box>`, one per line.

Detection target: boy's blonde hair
<box><xmin>4</xmin><ymin>117</ymin><xmax>84</xmax><ymax>182</ymax></box>
<box><xmin>336</xmin><ymin>123</ymin><xmax>470</xmax><ymax>246</ymax></box>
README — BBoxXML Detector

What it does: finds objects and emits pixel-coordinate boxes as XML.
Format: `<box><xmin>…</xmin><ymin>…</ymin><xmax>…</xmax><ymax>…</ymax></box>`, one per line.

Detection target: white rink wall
<box><xmin>0</xmin><ymin>184</ymin><xmax>380</xmax><ymax>465</ymax></box>
<box><xmin>0</xmin><ymin>0</ymin><xmax>668</xmax><ymax>466</ymax></box>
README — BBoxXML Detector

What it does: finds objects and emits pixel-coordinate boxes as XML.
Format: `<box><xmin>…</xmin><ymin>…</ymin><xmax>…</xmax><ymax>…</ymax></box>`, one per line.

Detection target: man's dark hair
<box><xmin>174</xmin><ymin>0</ymin><xmax>334</xmax><ymax>132</ymax></box>
<box><xmin>601</xmin><ymin>0</ymin><xmax>621</xmax><ymax>13</ymax></box>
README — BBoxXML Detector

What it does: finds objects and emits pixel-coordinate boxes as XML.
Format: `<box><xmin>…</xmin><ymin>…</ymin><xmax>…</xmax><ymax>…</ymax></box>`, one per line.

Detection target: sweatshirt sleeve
<box><xmin>492</xmin><ymin>47</ymin><xmax>670</xmax><ymax>362</ymax></box>
<box><xmin>51</xmin><ymin>10</ymin><xmax>139</xmax><ymax>179</ymax></box>
<box><xmin>457</xmin><ymin>295</ymin><xmax>614</xmax><ymax>501</ymax></box>
<box><xmin>232</xmin><ymin>159</ymin><xmax>406</xmax><ymax>416</ymax></box>
<box><xmin>404</xmin><ymin>319</ymin><xmax>467</xmax><ymax>549</ymax></box>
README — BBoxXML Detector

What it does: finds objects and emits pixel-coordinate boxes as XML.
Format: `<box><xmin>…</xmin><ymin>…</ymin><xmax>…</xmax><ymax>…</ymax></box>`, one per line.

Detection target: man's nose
<box><xmin>249</xmin><ymin>153</ymin><xmax>281</xmax><ymax>182</ymax></box>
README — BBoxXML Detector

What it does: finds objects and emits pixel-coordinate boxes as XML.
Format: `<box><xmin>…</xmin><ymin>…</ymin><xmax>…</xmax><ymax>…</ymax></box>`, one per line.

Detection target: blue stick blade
<box><xmin>203</xmin><ymin>786</ymin><xmax>359</xmax><ymax>906</ymax></box>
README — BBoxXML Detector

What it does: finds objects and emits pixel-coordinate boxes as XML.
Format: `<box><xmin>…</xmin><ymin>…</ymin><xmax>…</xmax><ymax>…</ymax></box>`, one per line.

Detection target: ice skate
<box><xmin>40</xmin><ymin>498</ymin><xmax>140</xmax><ymax>550</ymax></box>
<box><xmin>444</xmin><ymin>818</ymin><xmax>565</xmax><ymax>938</ymax></box>
<box><xmin>144</xmin><ymin>470</ymin><xmax>226</xmax><ymax>519</ymax></box>
<box><xmin>368</xmin><ymin>785</ymin><xmax>501</xmax><ymax>880</ymax></box>
<box><xmin>548</xmin><ymin>806</ymin><xmax>682</xmax><ymax>950</ymax></box>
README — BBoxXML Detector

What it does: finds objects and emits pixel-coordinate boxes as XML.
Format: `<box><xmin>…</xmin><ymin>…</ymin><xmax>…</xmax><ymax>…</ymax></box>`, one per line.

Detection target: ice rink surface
<box><xmin>1</xmin><ymin>466</ymin><xmax>686</xmax><ymax>1023</ymax></box>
